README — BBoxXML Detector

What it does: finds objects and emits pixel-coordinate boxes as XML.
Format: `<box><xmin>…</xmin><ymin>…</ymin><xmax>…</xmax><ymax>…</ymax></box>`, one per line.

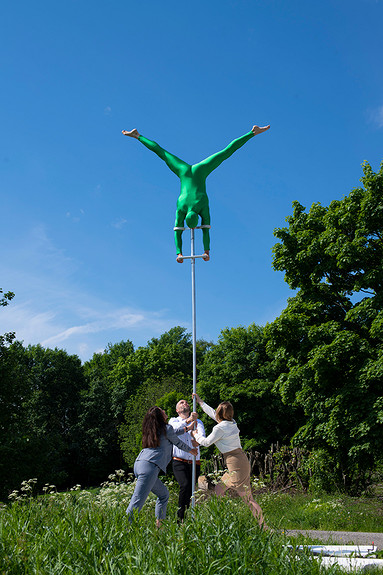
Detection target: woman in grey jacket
<box><xmin>126</xmin><ymin>406</ymin><xmax>197</xmax><ymax>527</ymax></box>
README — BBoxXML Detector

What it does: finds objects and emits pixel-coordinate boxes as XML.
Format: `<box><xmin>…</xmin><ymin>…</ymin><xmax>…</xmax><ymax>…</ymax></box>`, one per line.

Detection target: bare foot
<box><xmin>202</xmin><ymin>251</ymin><xmax>210</xmax><ymax>262</ymax></box>
<box><xmin>176</xmin><ymin>254</ymin><xmax>184</xmax><ymax>263</ymax></box>
<box><xmin>251</xmin><ymin>125</ymin><xmax>270</xmax><ymax>135</ymax></box>
<box><xmin>122</xmin><ymin>129</ymin><xmax>140</xmax><ymax>139</ymax></box>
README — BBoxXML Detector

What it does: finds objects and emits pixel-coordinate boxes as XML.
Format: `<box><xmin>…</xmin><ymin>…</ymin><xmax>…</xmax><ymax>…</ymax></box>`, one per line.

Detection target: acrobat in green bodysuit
<box><xmin>122</xmin><ymin>125</ymin><xmax>270</xmax><ymax>263</ymax></box>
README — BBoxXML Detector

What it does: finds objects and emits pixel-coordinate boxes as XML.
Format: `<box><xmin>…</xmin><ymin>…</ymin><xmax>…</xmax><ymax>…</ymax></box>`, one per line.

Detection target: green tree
<box><xmin>111</xmin><ymin>327</ymin><xmax>208</xmax><ymax>393</ymax></box>
<box><xmin>0</xmin><ymin>288</ymin><xmax>15</xmax><ymax>347</ymax></box>
<box><xmin>268</xmin><ymin>161</ymin><xmax>383</xmax><ymax>492</ymax></box>
<box><xmin>119</xmin><ymin>378</ymin><xmax>190</xmax><ymax>466</ymax></box>
<box><xmin>118</xmin><ymin>327</ymin><xmax>210</xmax><ymax>466</ymax></box>
<box><xmin>198</xmin><ymin>324</ymin><xmax>299</xmax><ymax>451</ymax></box>
<box><xmin>0</xmin><ymin>341</ymin><xmax>86</xmax><ymax>496</ymax></box>
<box><xmin>22</xmin><ymin>345</ymin><xmax>86</xmax><ymax>488</ymax></box>
<box><xmin>0</xmin><ymin>289</ymin><xmax>24</xmax><ymax>497</ymax></box>
<box><xmin>77</xmin><ymin>340</ymin><xmax>135</xmax><ymax>484</ymax></box>
<box><xmin>0</xmin><ymin>341</ymin><xmax>30</xmax><ymax>497</ymax></box>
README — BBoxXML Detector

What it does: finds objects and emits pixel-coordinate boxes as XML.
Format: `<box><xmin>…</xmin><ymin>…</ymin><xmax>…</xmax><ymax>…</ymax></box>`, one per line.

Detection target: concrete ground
<box><xmin>285</xmin><ymin>530</ymin><xmax>383</xmax><ymax>549</ymax></box>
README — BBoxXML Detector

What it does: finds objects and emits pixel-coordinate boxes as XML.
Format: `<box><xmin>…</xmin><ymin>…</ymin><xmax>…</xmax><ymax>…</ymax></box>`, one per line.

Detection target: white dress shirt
<box><xmin>168</xmin><ymin>415</ymin><xmax>205</xmax><ymax>460</ymax></box>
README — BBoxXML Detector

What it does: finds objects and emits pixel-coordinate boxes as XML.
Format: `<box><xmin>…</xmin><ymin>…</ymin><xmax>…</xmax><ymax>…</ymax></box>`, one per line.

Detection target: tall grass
<box><xmin>1</xmin><ymin>472</ymin><xmax>382</xmax><ymax>574</ymax></box>
<box><xmin>257</xmin><ymin>490</ymin><xmax>383</xmax><ymax>533</ymax></box>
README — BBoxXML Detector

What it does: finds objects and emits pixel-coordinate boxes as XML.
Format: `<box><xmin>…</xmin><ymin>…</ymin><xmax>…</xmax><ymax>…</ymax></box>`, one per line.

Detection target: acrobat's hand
<box><xmin>122</xmin><ymin>129</ymin><xmax>140</xmax><ymax>139</ymax></box>
<box><xmin>190</xmin><ymin>447</ymin><xmax>198</xmax><ymax>456</ymax></box>
<box><xmin>202</xmin><ymin>251</ymin><xmax>210</xmax><ymax>262</ymax></box>
<box><xmin>192</xmin><ymin>392</ymin><xmax>202</xmax><ymax>405</ymax></box>
<box><xmin>176</xmin><ymin>254</ymin><xmax>184</xmax><ymax>264</ymax></box>
<box><xmin>251</xmin><ymin>125</ymin><xmax>270</xmax><ymax>135</ymax></box>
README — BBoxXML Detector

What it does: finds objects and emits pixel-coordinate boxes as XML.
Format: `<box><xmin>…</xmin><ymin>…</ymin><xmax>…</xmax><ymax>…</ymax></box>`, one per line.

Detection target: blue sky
<box><xmin>1</xmin><ymin>0</ymin><xmax>382</xmax><ymax>362</ymax></box>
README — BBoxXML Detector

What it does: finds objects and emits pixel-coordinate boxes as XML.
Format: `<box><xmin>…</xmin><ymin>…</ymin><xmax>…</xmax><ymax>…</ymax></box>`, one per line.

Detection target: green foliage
<box><xmin>0</xmin><ymin>288</ymin><xmax>14</xmax><ymax>306</ymax></box>
<box><xmin>269</xmin><ymin>161</ymin><xmax>383</xmax><ymax>493</ymax></box>
<box><xmin>0</xmin><ymin>341</ymin><xmax>86</xmax><ymax>497</ymax></box>
<box><xmin>119</xmin><ymin>378</ymin><xmax>190</xmax><ymax>466</ymax></box>
<box><xmin>0</xmin><ymin>287</ymin><xmax>15</xmax><ymax>348</ymax></box>
<box><xmin>22</xmin><ymin>344</ymin><xmax>86</xmax><ymax>486</ymax></box>
<box><xmin>273</xmin><ymin>160</ymin><xmax>383</xmax><ymax>296</ymax></box>
<box><xmin>78</xmin><ymin>340</ymin><xmax>136</xmax><ymax>484</ymax></box>
<box><xmin>156</xmin><ymin>390</ymin><xmax>186</xmax><ymax>416</ymax></box>
<box><xmin>199</xmin><ymin>324</ymin><xmax>300</xmax><ymax>450</ymax></box>
<box><xmin>118</xmin><ymin>327</ymin><xmax>210</xmax><ymax>466</ymax></box>
<box><xmin>110</xmin><ymin>327</ymin><xmax>209</xmax><ymax>392</ymax></box>
<box><xmin>0</xmin><ymin>341</ymin><xmax>31</xmax><ymax>497</ymax></box>
<box><xmin>83</xmin><ymin>340</ymin><xmax>135</xmax><ymax>388</ymax></box>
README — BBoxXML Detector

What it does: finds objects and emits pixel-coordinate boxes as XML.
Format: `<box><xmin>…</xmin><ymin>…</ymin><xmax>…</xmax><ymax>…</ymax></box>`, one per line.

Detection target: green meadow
<box><xmin>1</xmin><ymin>472</ymin><xmax>383</xmax><ymax>574</ymax></box>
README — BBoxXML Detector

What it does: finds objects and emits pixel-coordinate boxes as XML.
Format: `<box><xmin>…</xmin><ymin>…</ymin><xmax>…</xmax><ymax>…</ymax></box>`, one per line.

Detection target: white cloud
<box><xmin>0</xmin><ymin>224</ymin><xmax>182</xmax><ymax>361</ymax></box>
<box><xmin>1</xmin><ymin>303</ymin><xmax>58</xmax><ymax>344</ymax></box>
<box><xmin>368</xmin><ymin>105</ymin><xmax>383</xmax><ymax>128</ymax></box>
<box><xmin>40</xmin><ymin>307</ymin><xmax>161</xmax><ymax>347</ymax></box>
<box><xmin>2</xmin><ymin>296</ymin><xmax>180</xmax><ymax>361</ymax></box>
<box><xmin>112</xmin><ymin>217</ymin><xmax>128</xmax><ymax>229</ymax></box>
<box><xmin>66</xmin><ymin>209</ymin><xmax>84</xmax><ymax>223</ymax></box>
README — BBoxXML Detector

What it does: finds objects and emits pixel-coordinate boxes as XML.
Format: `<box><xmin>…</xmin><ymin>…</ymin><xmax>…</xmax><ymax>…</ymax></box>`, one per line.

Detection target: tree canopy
<box><xmin>199</xmin><ymin>324</ymin><xmax>299</xmax><ymax>451</ymax></box>
<box><xmin>268</xmin><ymin>161</ymin><xmax>383</xmax><ymax>491</ymax></box>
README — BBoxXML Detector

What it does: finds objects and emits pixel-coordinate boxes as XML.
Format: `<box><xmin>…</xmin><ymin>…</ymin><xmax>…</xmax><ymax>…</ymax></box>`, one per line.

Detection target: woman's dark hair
<box><xmin>215</xmin><ymin>401</ymin><xmax>234</xmax><ymax>422</ymax></box>
<box><xmin>142</xmin><ymin>407</ymin><xmax>167</xmax><ymax>448</ymax></box>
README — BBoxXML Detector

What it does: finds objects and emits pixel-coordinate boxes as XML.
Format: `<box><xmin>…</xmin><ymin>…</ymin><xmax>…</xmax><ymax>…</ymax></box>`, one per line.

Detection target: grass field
<box><xmin>257</xmin><ymin>489</ymin><xmax>383</xmax><ymax>533</ymax></box>
<box><xmin>1</xmin><ymin>472</ymin><xmax>383</xmax><ymax>574</ymax></box>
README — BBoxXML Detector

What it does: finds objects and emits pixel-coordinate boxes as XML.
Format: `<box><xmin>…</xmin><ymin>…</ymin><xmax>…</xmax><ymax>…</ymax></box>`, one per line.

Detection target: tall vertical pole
<box><xmin>191</xmin><ymin>228</ymin><xmax>197</xmax><ymax>512</ymax></box>
<box><xmin>175</xmin><ymin>225</ymin><xmax>210</xmax><ymax>513</ymax></box>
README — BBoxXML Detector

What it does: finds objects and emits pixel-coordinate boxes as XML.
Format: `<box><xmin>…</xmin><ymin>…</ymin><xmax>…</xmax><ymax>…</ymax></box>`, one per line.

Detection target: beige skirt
<box><xmin>221</xmin><ymin>448</ymin><xmax>251</xmax><ymax>491</ymax></box>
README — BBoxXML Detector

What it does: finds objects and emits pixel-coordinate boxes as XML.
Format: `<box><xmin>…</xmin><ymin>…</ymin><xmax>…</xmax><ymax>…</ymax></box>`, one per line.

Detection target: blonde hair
<box><xmin>215</xmin><ymin>401</ymin><xmax>234</xmax><ymax>422</ymax></box>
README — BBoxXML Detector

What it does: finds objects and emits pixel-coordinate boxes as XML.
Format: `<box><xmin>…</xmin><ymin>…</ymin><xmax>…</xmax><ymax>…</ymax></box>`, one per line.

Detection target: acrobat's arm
<box><xmin>174</xmin><ymin>209</ymin><xmax>186</xmax><ymax>263</ymax></box>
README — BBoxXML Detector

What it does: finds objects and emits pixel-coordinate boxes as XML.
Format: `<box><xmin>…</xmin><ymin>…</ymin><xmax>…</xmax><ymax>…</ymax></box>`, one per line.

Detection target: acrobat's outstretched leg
<box><xmin>122</xmin><ymin>130</ymin><xmax>189</xmax><ymax>178</ymax></box>
<box><xmin>194</xmin><ymin>125</ymin><xmax>270</xmax><ymax>179</ymax></box>
<box><xmin>251</xmin><ymin>125</ymin><xmax>270</xmax><ymax>136</ymax></box>
<box><xmin>122</xmin><ymin>129</ymin><xmax>140</xmax><ymax>139</ymax></box>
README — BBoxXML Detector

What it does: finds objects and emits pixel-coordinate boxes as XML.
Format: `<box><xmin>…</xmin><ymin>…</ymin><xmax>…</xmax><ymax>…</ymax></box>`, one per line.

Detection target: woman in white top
<box><xmin>191</xmin><ymin>393</ymin><xmax>266</xmax><ymax>528</ymax></box>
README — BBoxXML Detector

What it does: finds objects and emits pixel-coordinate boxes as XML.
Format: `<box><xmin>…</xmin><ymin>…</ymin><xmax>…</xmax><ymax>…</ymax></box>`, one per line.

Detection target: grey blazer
<box><xmin>136</xmin><ymin>424</ymin><xmax>193</xmax><ymax>472</ymax></box>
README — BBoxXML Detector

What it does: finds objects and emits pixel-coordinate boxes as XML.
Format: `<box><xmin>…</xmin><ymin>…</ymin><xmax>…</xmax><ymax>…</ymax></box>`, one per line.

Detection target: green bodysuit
<box><xmin>138</xmin><ymin>131</ymin><xmax>255</xmax><ymax>255</ymax></box>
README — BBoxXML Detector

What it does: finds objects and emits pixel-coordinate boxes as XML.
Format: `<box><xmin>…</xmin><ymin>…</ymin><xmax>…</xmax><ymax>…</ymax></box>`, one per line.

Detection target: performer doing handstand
<box><xmin>122</xmin><ymin>125</ymin><xmax>270</xmax><ymax>262</ymax></box>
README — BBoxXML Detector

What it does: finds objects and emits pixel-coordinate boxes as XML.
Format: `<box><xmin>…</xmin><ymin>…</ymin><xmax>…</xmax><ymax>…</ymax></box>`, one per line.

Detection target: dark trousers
<box><xmin>172</xmin><ymin>459</ymin><xmax>201</xmax><ymax>520</ymax></box>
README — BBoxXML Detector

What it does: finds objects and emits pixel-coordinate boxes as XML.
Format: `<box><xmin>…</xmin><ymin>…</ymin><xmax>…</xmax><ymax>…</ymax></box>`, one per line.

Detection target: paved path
<box><xmin>285</xmin><ymin>530</ymin><xmax>383</xmax><ymax>549</ymax></box>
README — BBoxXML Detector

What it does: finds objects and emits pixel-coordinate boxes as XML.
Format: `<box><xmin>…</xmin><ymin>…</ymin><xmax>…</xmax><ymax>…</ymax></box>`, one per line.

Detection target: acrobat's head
<box><xmin>185</xmin><ymin>210</ymin><xmax>198</xmax><ymax>229</ymax></box>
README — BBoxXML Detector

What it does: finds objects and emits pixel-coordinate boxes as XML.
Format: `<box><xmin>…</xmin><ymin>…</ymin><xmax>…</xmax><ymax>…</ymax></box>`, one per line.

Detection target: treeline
<box><xmin>1</xmin><ymin>161</ymin><xmax>382</xmax><ymax>498</ymax></box>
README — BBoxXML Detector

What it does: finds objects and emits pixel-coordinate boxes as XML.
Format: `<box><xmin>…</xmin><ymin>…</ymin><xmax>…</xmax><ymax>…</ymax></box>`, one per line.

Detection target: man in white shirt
<box><xmin>169</xmin><ymin>399</ymin><xmax>206</xmax><ymax>521</ymax></box>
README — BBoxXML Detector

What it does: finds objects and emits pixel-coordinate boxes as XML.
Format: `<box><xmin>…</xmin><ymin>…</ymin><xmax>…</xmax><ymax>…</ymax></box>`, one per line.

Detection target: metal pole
<box><xmin>191</xmin><ymin>227</ymin><xmax>197</xmax><ymax>512</ymax></box>
<box><xmin>173</xmin><ymin>225</ymin><xmax>210</xmax><ymax>514</ymax></box>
